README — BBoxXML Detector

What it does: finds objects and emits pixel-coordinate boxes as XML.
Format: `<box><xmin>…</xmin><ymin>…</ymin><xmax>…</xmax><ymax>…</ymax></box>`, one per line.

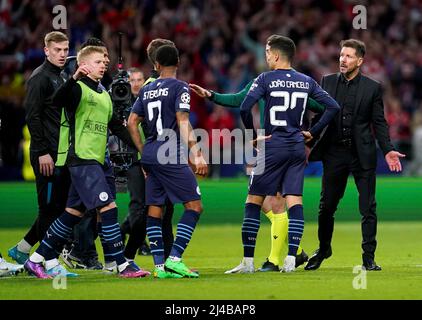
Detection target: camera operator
<box><xmin>128</xmin><ymin>68</ymin><xmax>145</xmax><ymax>96</ymax></box>
<box><xmin>104</xmin><ymin>63</ymin><xmax>152</xmax><ymax>264</ymax></box>
<box><xmin>118</xmin><ymin>68</ymin><xmax>152</xmax><ymax>257</ymax></box>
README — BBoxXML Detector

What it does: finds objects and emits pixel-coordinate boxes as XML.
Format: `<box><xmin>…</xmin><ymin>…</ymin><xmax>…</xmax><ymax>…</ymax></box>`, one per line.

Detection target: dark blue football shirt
<box><xmin>131</xmin><ymin>78</ymin><xmax>191</xmax><ymax>164</ymax></box>
<box><xmin>240</xmin><ymin>69</ymin><xmax>340</xmax><ymax>147</ymax></box>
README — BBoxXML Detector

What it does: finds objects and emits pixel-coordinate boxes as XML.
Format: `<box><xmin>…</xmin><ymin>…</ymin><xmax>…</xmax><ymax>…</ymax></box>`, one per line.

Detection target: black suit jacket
<box><xmin>309</xmin><ymin>73</ymin><xmax>394</xmax><ymax>170</ymax></box>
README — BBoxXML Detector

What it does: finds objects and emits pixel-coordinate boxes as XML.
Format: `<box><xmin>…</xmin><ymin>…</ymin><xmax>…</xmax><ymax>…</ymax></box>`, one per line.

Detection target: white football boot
<box><xmin>225</xmin><ymin>258</ymin><xmax>255</xmax><ymax>274</ymax></box>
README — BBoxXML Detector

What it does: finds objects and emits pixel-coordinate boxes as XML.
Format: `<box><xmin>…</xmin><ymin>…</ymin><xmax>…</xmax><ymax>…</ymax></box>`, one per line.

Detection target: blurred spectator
<box><xmin>407</xmin><ymin>103</ymin><xmax>422</xmax><ymax>176</ymax></box>
<box><xmin>385</xmin><ymin>97</ymin><xmax>411</xmax><ymax>157</ymax></box>
<box><xmin>204</xmin><ymin>106</ymin><xmax>236</xmax><ymax>178</ymax></box>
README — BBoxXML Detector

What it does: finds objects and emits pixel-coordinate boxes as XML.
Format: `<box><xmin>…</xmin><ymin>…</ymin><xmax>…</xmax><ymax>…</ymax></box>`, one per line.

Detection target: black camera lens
<box><xmin>114</xmin><ymin>84</ymin><xmax>129</xmax><ymax>98</ymax></box>
<box><xmin>111</xmin><ymin>78</ymin><xmax>131</xmax><ymax>102</ymax></box>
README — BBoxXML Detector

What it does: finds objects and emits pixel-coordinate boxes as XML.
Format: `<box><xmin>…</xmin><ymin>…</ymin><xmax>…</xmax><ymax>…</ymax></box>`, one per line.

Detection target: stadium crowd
<box><xmin>1</xmin><ymin>0</ymin><xmax>422</xmax><ymax>178</ymax></box>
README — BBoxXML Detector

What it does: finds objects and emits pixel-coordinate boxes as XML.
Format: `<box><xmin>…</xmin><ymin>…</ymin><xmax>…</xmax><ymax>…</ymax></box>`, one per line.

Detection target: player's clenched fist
<box><xmin>72</xmin><ymin>63</ymin><xmax>93</xmax><ymax>80</ymax></box>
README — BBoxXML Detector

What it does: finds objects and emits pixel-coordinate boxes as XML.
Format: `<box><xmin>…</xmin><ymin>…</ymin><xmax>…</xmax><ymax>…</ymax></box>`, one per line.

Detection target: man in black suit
<box><xmin>304</xmin><ymin>39</ymin><xmax>405</xmax><ymax>271</ymax></box>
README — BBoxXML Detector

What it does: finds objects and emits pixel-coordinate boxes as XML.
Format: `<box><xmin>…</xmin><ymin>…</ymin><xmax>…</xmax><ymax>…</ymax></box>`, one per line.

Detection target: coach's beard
<box><xmin>341</xmin><ymin>65</ymin><xmax>359</xmax><ymax>80</ymax></box>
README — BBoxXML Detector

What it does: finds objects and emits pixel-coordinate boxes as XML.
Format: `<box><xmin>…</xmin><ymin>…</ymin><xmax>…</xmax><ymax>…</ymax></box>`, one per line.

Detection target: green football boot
<box><xmin>164</xmin><ymin>259</ymin><xmax>199</xmax><ymax>278</ymax></box>
<box><xmin>153</xmin><ymin>268</ymin><xmax>183</xmax><ymax>279</ymax></box>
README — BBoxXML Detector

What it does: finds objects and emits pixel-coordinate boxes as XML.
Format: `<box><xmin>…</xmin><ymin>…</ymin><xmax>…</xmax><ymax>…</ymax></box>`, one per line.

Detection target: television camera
<box><xmin>109</xmin><ymin>33</ymin><xmax>137</xmax><ymax>192</ymax></box>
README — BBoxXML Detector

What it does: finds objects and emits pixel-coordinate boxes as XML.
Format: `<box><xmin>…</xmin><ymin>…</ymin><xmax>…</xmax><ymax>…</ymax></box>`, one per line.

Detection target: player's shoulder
<box><xmin>172</xmin><ymin>78</ymin><xmax>189</xmax><ymax>91</ymax></box>
<box><xmin>290</xmin><ymin>69</ymin><xmax>316</xmax><ymax>83</ymax></box>
<box><xmin>142</xmin><ymin>76</ymin><xmax>157</xmax><ymax>87</ymax></box>
<box><xmin>259</xmin><ymin>70</ymin><xmax>273</xmax><ymax>78</ymax></box>
<box><xmin>27</xmin><ymin>64</ymin><xmax>49</xmax><ymax>84</ymax></box>
<box><xmin>142</xmin><ymin>79</ymin><xmax>156</xmax><ymax>90</ymax></box>
<box><xmin>152</xmin><ymin>78</ymin><xmax>188</xmax><ymax>91</ymax></box>
<box><xmin>252</xmin><ymin>71</ymin><xmax>271</xmax><ymax>84</ymax></box>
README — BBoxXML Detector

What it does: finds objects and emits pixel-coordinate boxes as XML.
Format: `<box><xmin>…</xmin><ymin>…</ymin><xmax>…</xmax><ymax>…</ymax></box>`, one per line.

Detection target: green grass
<box><xmin>1</xmin><ymin>177</ymin><xmax>422</xmax><ymax>228</ymax></box>
<box><xmin>1</xmin><ymin>222</ymin><xmax>422</xmax><ymax>300</ymax></box>
<box><xmin>0</xmin><ymin>178</ymin><xmax>421</xmax><ymax>300</ymax></box>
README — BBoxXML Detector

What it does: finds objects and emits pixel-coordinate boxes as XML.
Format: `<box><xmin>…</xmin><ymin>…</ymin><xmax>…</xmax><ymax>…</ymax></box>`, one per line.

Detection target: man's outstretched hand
<box><xmin>385</xmin><ymin>150</ymin><xmax>406</xmax><ymax>172</ymax></box>
<box><xmin>189</xmin><ymin>84</ymin><xmax>211</xmax><ymax>98</ymax></box>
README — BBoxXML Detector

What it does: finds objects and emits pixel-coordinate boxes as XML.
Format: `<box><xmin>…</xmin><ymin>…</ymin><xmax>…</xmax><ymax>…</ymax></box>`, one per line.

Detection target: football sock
<box><xmin>17</xmin><ymin>239</ymin><xmax>32</xmax><ymax>254</ymax></box>
<box><xmin>36</xmin><ymin>211</ymin><xmax>81</xmax><ymax>260</ymax></box>
<box><xmin>97</xmin><ymin>222</ymin><xmax>113</xmax><ymax>265</ymax></box>
<box><xmin>29</xmin><ymin>252</ymin><xmax>44</xmax><ymax>263</ymax></box>
<box><xmin>155</xmin><ymin>264</ymin><xmax>165</xmax><ymax>271</ymax></box>
<box><xmin>283</xmin><ymin>225</ymin><xmax>303</xmax><ymax>255</ymax></box>
<box><xmin>263</xmin><ymin>210</ymin><xmax>274</xmax><ymax>223</ymax></box>
<box><xmin>242</xmin><ymin>203</ymin><xmax>261</xmax><ymax>258</ymax></box>
<box><xmin>101</xmin><ymin>208</ymin><xmax>126</xmax><ymax>266</ymax></box>
<box><xmin>45</xmin><ymin>258</ymin><xmax>60</xmax><ymax>270</ymax></box>
<box><xmin>287</xmin><ymin>205</ymin><xmax>305</xmax><ymax>256</ymax></box>
<box><xmin>169</xmin><ymin>210</ymin><xmax>200</xmax><ymax>258</ymax></box>
<box><xmin>117</xmin><ymin>262</ymin><xmax>130</xmax><ymax>273</ymax></box>
<box><xmin>268</xmin><ymin>212</ymin><xmax>288</xmax><ymax>265</ymax></box>
<box><xmin>169</xmin><ymin>256</ymin><xmax>181</xmax><ymax>262</ymax></box>
<box><xmin>146</xmin><ymin>216</ymin><xmax>165</xmax><ymax>267</ymax></box>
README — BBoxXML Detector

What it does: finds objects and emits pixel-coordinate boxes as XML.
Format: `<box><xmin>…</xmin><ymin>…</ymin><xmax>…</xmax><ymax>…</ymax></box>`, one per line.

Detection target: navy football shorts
<box><xmin>249</xmin><ymin>145</ymin><xmax>306</xmax><ymax>197</ymax></box>
<box><xmin>142</xmin><ymin>163</ymin><xmax>201</xmax><ymax>206</ymax></box>
<box><xmin>66</xmin><ymin>163</ymin><xmax>115</xmax><ymax>211</ymax></box>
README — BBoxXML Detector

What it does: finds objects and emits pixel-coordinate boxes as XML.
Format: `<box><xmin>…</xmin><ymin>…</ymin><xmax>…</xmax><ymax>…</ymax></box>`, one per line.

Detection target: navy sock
<box><xmin>287</xmin><ymin>204</ymin><xmax>304</xmax><ymax>256</ymax></box>
<box><xmin>37</xmin><ymin>211</ymin><xmax>81</xmax><ymax>260</ymax></box>
<box><xmin>146</xmin><ymin>216</ymin><xmax>165</xmax><ymax>267</ymax></box>
<box><xmin>169</xmin><ymin>210</ymin><xmax>200</xmax><ymax>258</ymax></box>
<box><xmin>242</xmin><ymin>203</ymin><xmax>261</xmax><ymax>258</ymax></box>
<box><xmin>101</xmin><ymin>208</ymin><xmax>126</xmax><ymax>266</ymax></box>
<box><xmin>97</xmin><ymin>222</ymin><xmax>113</xmax><ymax>264</ymax></box>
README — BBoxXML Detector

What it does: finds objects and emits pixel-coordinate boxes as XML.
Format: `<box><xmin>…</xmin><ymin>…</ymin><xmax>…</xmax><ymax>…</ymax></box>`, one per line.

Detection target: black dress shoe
<box><xmin>362</xmin><ymin>260</ymin><xmax>382</xmax><ymax>271</ymax></box>
<box><xmin>82</xmin><ymin>257</ymin><xmax>103</xmax><ymax>270</ymax></box>
<box><xmin>295</xmin><ymin>250</ymin><xmax>309</xmax><ymax>268</ymax></box>
<box><xmin>304</xmin><ymin>247</ymin><xmax>332</xmax><ymax>271</ymax></box>
<box><xmin>258</xmin><ymin>259</ymin><xmax>279</xmax><ymax>272</ymax></box>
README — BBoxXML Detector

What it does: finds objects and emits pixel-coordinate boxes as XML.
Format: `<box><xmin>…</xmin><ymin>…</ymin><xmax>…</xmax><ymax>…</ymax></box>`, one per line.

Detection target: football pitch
<box><xmin>0</xmin><ymin>177</ymin><xmax>421</xmax><ymax>300</ymax></box>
